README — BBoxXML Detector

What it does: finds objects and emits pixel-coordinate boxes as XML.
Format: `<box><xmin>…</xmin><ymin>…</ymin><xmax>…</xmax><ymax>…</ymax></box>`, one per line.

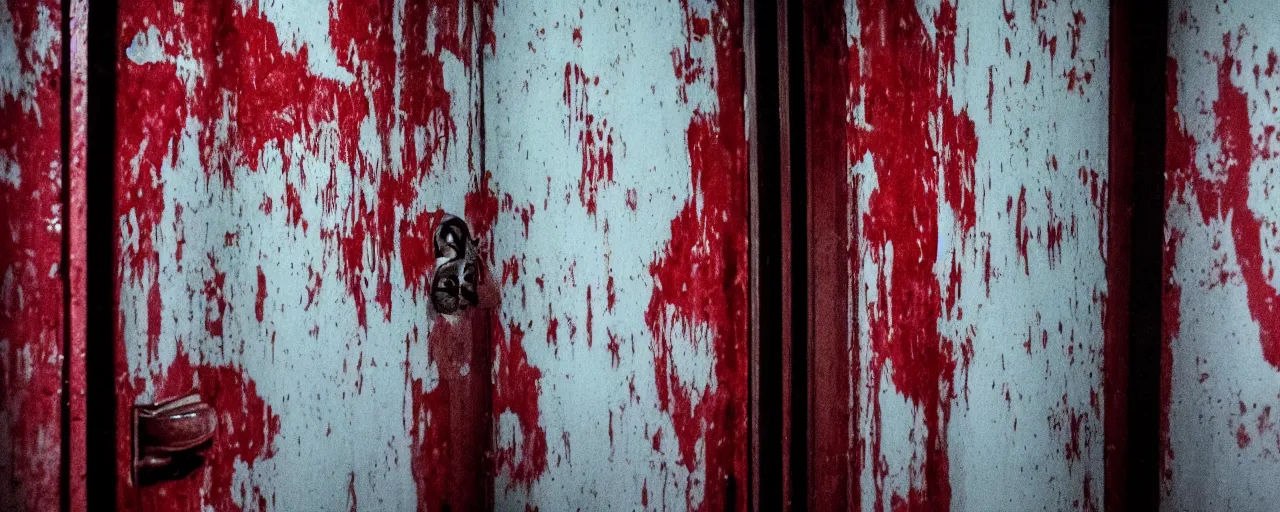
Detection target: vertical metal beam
<box><xmin>747</xmin><ymin>0</ymin><xmax>787</xmax><ymax>508</ymax></box>
<box><xmin>84</xmin><ymin>0</ymin><xmax>119</xmax><ymax>507</ymax></box>
<box><xmin>62</xmin><ymin>0</ymin><xmax>90</xmax><ymax>510</ymax></box>
<box><xmin>801</xmin><ymin>0</ymin><xmax>850</xmax><ymax>509</ymax></box>
<box><xmin>1124</xmin><ymin>0</ymin><xmax>1167</xmax><ymax>508</ymax></box>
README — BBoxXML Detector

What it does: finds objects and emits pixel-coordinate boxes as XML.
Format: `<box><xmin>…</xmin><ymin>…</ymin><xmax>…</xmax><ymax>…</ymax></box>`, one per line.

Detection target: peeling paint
<box><xmin>484</xmin><ymin>0</ymin><xmax>747</xmax><ymax>509</ymax></box>
<box><xmin>847</xmin><ymin>0</ymin><xmax>1109</xmax><ymax>509</ymax></box>
<box><xmin>0</xmin><ymin>1</ymin><xmax>64</xmax><ymax>509</ymax></box>
<box><xmin>1163</xmin><ymin>2</ymin><xmax>1280</xmax><ymax>509</ymax></box>
<box><xmin>113</xmin><ymin>0</ymin><xmax>485</xmax><ymax>509</ymax></box>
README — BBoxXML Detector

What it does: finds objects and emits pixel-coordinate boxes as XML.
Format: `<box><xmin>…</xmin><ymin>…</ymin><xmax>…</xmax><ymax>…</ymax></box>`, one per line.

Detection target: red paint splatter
<box><xmin>113</xmin><ymin>1</ymin><xmax>486</xmax><ymax>507</ymax></box>
<box><xmin>572</xmin><ymin>27</ymin><xmax>583</xmax><ymax>47</ymax></box>
<box><xmin>119</xmin><ymin>352</ymin><xmax>281</xmax><ymax>511</ymax></box>
<box><xmin>1068</xmin><ymin>10</ymin><xmax>1086</xmax><ymax>59</ymax></box>
<box><xmin>114</xmin><ymin>0</ymin><xmax>473</xmax><ymax>332</ymax></box>
<box><xmin>492</xmin><ymin>322</ymin><xmax>549</xmax><ymax>487</ymax></box>
<box><xmin>987</xmin><ymin>66</ymin><xmax>994</xmax><ymax>123</ymax></box>
<box><xmin>643</xmin><ymin>1</ymin><xmax>747</xmax><ymax>509</ymax></box>
<box><xmin>348</xmin><ymin>472</ymin><xmax>358</xmax><ymax>512</ymax></box>
<box><xmin>1237</xmin><ymin>423</ymin><xmax>1253</xmax><ymax>448</ymax></box>
<box><xmin>586</xmin><ymin>286</ymin><xmax>594</xmax><ymax>348</ymax></box>
<box><xmin>606</xmin><ymin>275</ymin><xmax>617</xmax><ymax>311</ymax></box>
<box><xmin>399</xmin><ymin>209</ymin><xmax>447</xmax><ymax>299</ymax></box>
<box><xmin>564</xmin><ymin>62</ymin><xmax>615</xmax><ymax>215</ymax></box>
<box><xmin>1166</xmin><ymin>37</ymin><xmax>1280</xmax><ymax>371</ymax></box>
<box><xmin>546</xmin><ymin>309</ymin><xmax>560</xmax><ymax>346</ymax></box>
<box><xmin>1015</xmin><ymin>186</ymin><xmax>1030</xmax><ymax>275</ymax></box>
<box><xmin>848</xmin><ymin>0</ymin><xmax>979</xmax><ymax>508</ymax></box>
<box><xmin>625</xmin><ymin>188</ymin><xmax>639</xmax><ymax>210</ymax></box>
<box><xmin>503</xmin><ymin>255</ymin><xmax>522</xmax><ymax>286</ymax></box>
<box><xmin>607</xmin><ymin>330</ymin><xmax>622</xmax><ymax>367</ymax></box>
<box><xmin>203</xmin><ymin>255</ymin><xmax>228</xmax><ymax>337</ymax></box>
<box><xmin>255</xmin><ymin>266</ymin><xmax>267</xmax><ymax>322</ymax></box>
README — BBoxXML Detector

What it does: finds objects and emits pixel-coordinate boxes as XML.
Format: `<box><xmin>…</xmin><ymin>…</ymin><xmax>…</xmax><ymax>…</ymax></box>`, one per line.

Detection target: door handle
<box><xmin>132</xmin><ymin>391</ymin><xmax>217</xmax><ymax>485</ymax></box>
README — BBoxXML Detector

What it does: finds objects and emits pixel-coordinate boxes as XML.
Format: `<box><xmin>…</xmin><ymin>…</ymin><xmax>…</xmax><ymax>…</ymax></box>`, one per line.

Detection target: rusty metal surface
<box><xmin>0</xmin><ymin>0</ymin><xmax>65</xmax><ymax>509</ymax></box>
<box><xmin>845</xmin><ymin>1</ymin><xmax>1110</xmax><ymax>510</ymax></box>
<box><xmin>483</xmin><ymin>0</ymin><xmax>748</xmax><ymax>509</ymax></box>
<box><xmin>1163</xmin><ymin>2</ymin><xmax>1280</xmax><ymax>510</ymax></box>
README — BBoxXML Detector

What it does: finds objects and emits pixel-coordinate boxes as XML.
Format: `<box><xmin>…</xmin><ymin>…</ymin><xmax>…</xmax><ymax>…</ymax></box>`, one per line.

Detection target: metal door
<box><xmin>109</xmin><ymin>1</ymin><xmax>491</xmax><ymax>509</ymax></box>
<box><xmin>0</xmin><ymin>0</ymin><xmax>74</xmax><ymax>509</ymax></box>
<box><xmin>798</xmin><ymin>1</ymin><xmax>1116</xmax><ymax>510</ymax></box>
<box><xmin>107</xmin><ymin>0</ymin><xmax>750</xmax><ymax>510</ymax></box>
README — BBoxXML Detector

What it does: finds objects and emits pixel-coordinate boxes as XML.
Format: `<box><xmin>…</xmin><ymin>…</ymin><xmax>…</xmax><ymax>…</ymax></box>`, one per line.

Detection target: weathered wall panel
<box><xmin>0</xmin><ymin>1</ymin><xmax>64</xmax><ymax>510</ymax></box>
<box><xmin>1163</xmin><ymin>2</ymin><xmax>1280</xmax><ymax>510</ymax></box>
<box><xmin>112</xmin><ymin>1</ymin><xmax>487</xmax><ymax>509</ymax></box>
<box><xmin>846</xmin><ymin>1</ymin><xmax>1110</xmax><ymax>510</ymax></box>
<box><xmin>483</xmin><ymin>0</ymin><xmax>748</xmax><ymax>509</ymax></box>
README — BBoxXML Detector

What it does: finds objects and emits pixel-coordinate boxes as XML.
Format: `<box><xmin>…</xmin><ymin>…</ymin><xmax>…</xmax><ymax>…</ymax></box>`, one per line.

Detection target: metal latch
<box><xmin>431</xmin><ymin>215</ymin><xmax>492</xmax><ymax>315</ymax></box>
<box><xmin>132</xmin><ymin>391</ymin><xmax>217</xmax><ymax>485</ymax></box>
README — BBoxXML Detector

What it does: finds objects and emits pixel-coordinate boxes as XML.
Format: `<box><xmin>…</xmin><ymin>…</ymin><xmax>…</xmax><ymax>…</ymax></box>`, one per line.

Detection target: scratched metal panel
<box><xmin>112</xmin><ymin>1</ymin><xmax>487</xmax><ymax>509</ymax></box>
<box><xmin>847</xmin><ymin>1</ymin><xmax>1109</xmax><ymax>509</ymax></box>
<box><xmin>0</xmin><ymin>0</ymin><xmax>64</xmax><ymax>510</ymax></box>
<box><xmin>1163</xmin><ymin>2</ymin><xmax>1280</xmax><ymax>510</ymax></box>
<box><xmin>483</xmin><ymin>0</ymin><xmax>748</xmax><ymax>509</ymax></box>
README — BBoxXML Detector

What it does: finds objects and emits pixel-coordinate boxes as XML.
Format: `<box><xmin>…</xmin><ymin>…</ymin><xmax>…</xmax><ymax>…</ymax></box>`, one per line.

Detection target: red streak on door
<box><xmin>644</xmin><ymin>1</ymin><xmax>748</xmax><ymax>510</ymax></box>
<box><xmin>848</xmin><ymin>0</ymin><xmax>979</xmax><ymax>509</ymax></box>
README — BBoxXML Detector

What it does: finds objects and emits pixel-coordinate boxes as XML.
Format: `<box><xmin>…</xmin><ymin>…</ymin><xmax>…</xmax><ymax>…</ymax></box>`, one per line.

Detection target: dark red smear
<box><xmin>503</xmin><ymin>255</ymin><xmax>522</xmax><ymax>286</ymax></box>
<box><xmin>848</xmin><ymin>0</ymin><xmax>979</xmax><ymax>509</ymax></box>
<box><xmin>572</xmin><ymin>27</ymin><xmax>583</xmax><ymax>47</ymax></box>
<box><xmin>625</xmin><ymin>189</ymin><xmax>639</xmax><ymax>210</ymax></box>
<box><xmin>492</xmin><ymin>322</ymin><xmax>549</xmax><ymax>488</ymax></box>
<box><xmin>1068</xmin><ymin>10</ymin><xmax>1086</xmax><ymax>59</ymax></box>
<box><xmin>255</xmin><ymin>266</ymin><xmax>268</xmax><ymax>322</ymax></box>
<box><xmin>408</xmin><ymin>324</ymin><xmax>453</xmax><ymax>509</ymax></box>
<box><xmin>607</xmin><ymin>330</ymin><xmax>622</xmax><ymax>367</ymax></box>
<box><xmin>1001</xmin><ymin>0</ymin><xmax>1016</xmax><ymax>27</ymax></box>
<box><xmin>987</xmin><ymin>66</ymin><xmax>994</xmax><ymax>123</ymax></box>
<box><xmin>0</xmin><ymin>1</ymin><xmax>65</xmax><ymax>507</ymax></box>
<box><xmin>1237</xmin><ymin>424</ymin><xmax>1252</xmax><ymax>448</ymax></box>
<box><xmin>607</xmin><ymin>275</ymin><xmax>617</xmax><ymax>311</ymax></box>
<box><xmin>1015</xmin><ymin>186</ymin><xmax>1030</xmax><ymax>275</ymax></box>
<box><xmin>348</xmin><ymin>472</ymin><xmax>358</xmax><ymax>512</ymax></box>
<box><xmin>586</xmin><ymin>286</ymin><xmax>595</xmax><ymax>348</ymax></box>
<box><xmin>175</xmin><ymin>203</ymin><xmax>186</xmax><ymax>265</ymax></box>
<box><xmin>546</xmin><ymin>309</ymin><xmax>560</xmax><ymax>346</ymax></box>
<box><xmin>1039</xmin><ymin>31</ymin><xmax>1059</xmax><ymax>68</ymax></box>
<box><xmin>465</xmin><ymin>170</ymin><xmax>501</xmax><ymax>256</ymax></box>
<box><xmin>123</xmin><ymin>352</ymin><xmax>281</xmax><ymax>511</ymax></box>
<box><xmin>399</xmin><ymin>209</ymin><xmax>446</xmax><ymax>299</ymax></box>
